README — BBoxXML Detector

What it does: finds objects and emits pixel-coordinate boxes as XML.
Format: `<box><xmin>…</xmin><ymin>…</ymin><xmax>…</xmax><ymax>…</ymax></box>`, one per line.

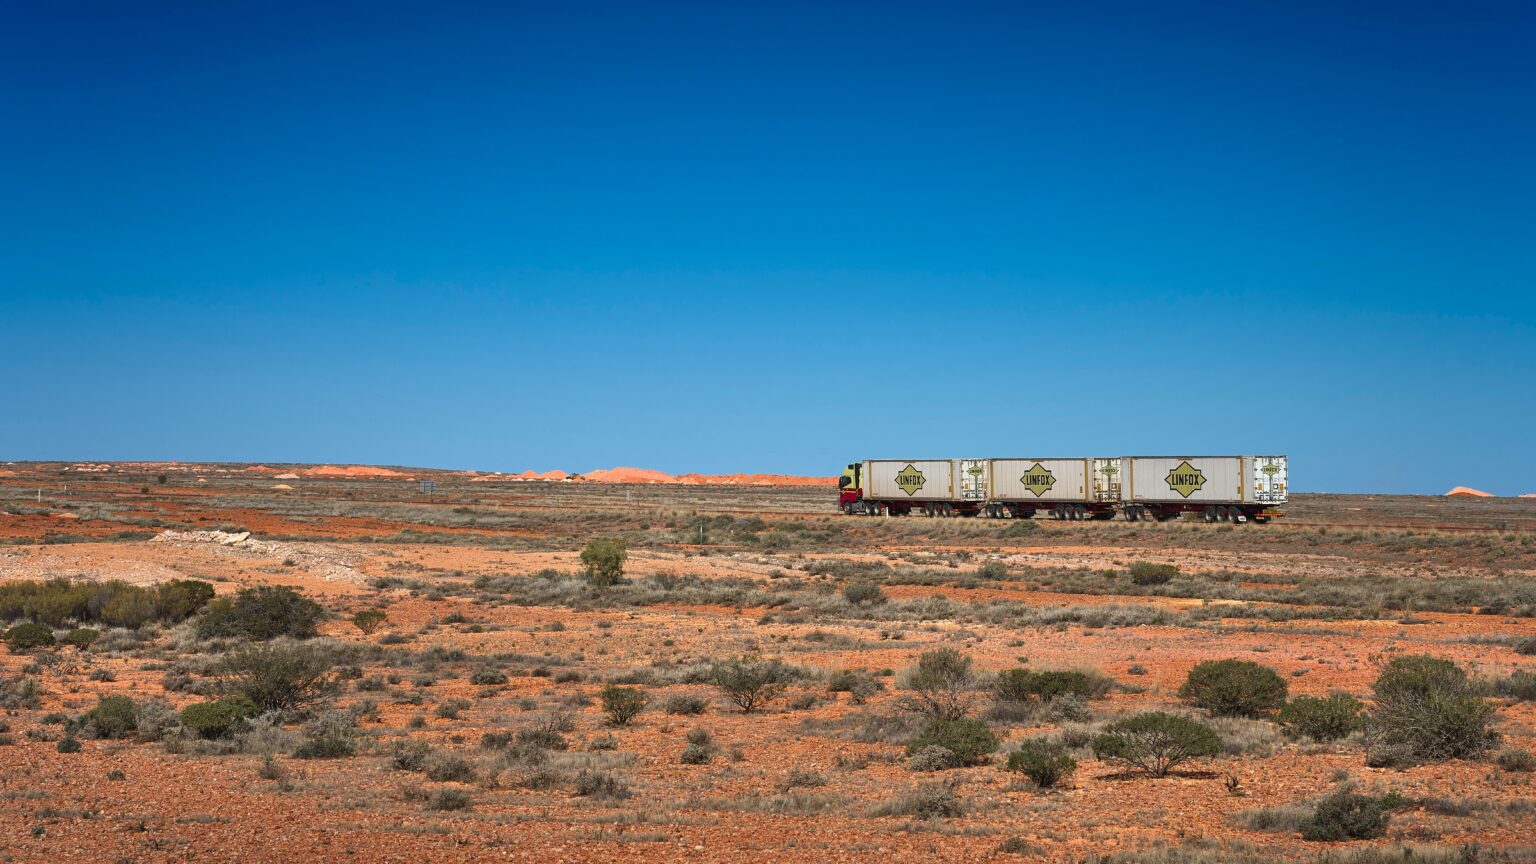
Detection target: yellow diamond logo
<box><xmin>1100</xmin><ymin>463</ymin><xmax>1118</xmax><ymax>477</ymax></box>
<box><xmin>894</xmin><ymin>464</ymin><xmax>926</xmax><ymax>496</ymax></box>
<box><xmin>1020</xmin><ymin>463</ymin><xmax>1056</xmax><ymax>497</ymax></box>
<box><xmin>1165</xmin><ymin>460</ymin><xmax>1207</xmax><ymax>498</ymax></box>
<box><xmin>1261</xmin><ymin>463</ymin><xmax>1280</xmax><ymax>477</ymax></box>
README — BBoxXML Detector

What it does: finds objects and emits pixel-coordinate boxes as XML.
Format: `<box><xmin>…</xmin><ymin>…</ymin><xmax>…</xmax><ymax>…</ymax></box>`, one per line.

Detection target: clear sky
<box><xmin>3</xmin><ymin>2</ymin><xmax>1533</xmax><ymax>494</ymax></box>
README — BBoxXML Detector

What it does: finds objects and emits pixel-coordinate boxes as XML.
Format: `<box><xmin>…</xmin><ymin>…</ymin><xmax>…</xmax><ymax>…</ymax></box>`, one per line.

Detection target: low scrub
<box><xmin>1366</xmin><ymin>655</ymin><xmax>1497</xmax><ymax>764</ymax></box>
<box><xmin>1278</xmin><ymin>693</ymin><xmax>1364</xmax><ymax>742</ymax></box>
<box><xmin>217</xmin><ymin>641</ymin><xmax>337</xmax><ymax>713</ymax></box>
<box><xmin>197</xmin><ymin>585</ymin><xmax>325</xmax><ymax>641</ymax></box>
<box><xmin>599</xmin><ymin>685</ymin><xmax>648</xmax><ymax>726</ymax></box>
<box><xmin>180</xmin><ymin>697</ymin><xmax>257</xmax><ymax>739</ymax></box>
<box><xmin>906</xmin><ymin>718</ymin><xmax>999</xmax><ymax>765</ymax></box>
<box><xmin>81</xmin><ymin>696</ymin><xmax>138</xmax><ymax>739</ymax></box>
<box><xmin>1006</xmin><ymin>737</ymin><xmax>1076</xmax><ymax>788</ymax></box>
<box><xmin>0</xmin><ymin>578</ymin><xmax>213</xmax><ymax>629</ymax></box>
<box><xmin>1179</xmin><ymin>660</ymin><xmax>1287</xmax><ymax>717</ymax></box>
<box><xmin>710</xmin><ymin>655</ymin><xmax>791</xmax><ymax>713</ymax></box>
<box><xmin>994</xmin><ymin>668</ymin><xmax>1111</xmax><ymax>702</ymax></box>
<box><xmin>1127</xmin><ymin>562</ymin><xmax>1179</xmax><ymax>585</ymax></box>
<box><xmin>3</xmin><ymin>622</ymin><xmax>54</xmax><ymax>653</ymax></box>
<box><xmin>1300</xmin><ymin>788</ymin><xmax>1391</xmax><ymax>842</ymax></box>
<box><xmin>1091</xmin><ymin>712</ymin><xmax>1222</xmax><ymax>777</ymax></box>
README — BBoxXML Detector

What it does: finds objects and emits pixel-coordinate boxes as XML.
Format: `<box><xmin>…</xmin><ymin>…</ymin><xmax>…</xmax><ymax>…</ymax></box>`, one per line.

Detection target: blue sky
<box><xmin>2</xmin><ymin>2</ymin><xmax>1533</xmax><ymax>493</ymax></box>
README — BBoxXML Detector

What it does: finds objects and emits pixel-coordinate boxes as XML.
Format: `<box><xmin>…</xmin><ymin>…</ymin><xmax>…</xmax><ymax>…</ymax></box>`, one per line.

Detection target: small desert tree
<box><xmin>600</xmin><ymin>684</ymin><xmax>649</xmax><ymax>726</ymax></box>
<box><xmin>710</xmin><ymin>655</ymin><xmax>791</xmax><ymax>713</ymax></box>
<box><xmin>900</xmin><ymin>648</ymin><xmax>977</xmax><ymax>721</ymax></box>
<box><xmin>581</xmin><ymin>538</ymin><xmax>628</xmax><ymax>588</ymax></box>
<box><xmin>351</xmin><ymin>609</ymin><xmax>388</xmax><ymax>635</ymax></box>
<box><xmin>218</xmin><ymin>640</ymin><xmax>337</xmax><ymax>713</ymax></box>
<box><xmin>1091</xmin><ymin>712</ymin><xmax>1222</xmax><ymax>777</ymax></box>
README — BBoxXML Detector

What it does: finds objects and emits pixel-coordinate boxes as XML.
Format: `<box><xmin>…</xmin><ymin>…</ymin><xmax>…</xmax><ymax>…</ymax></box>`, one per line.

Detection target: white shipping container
<box><xmin>864</xmin><ymin>460</ymin><xmax>956</xmax><ymax>501</ymax></box>
<box><xmin>1122</xmin><ymin>456</ymin><xmax>1248</xmax><ymax>504</ymax></box>
<box><xmin>991</xmin><ymin>458</ymin><xmax>1090</xmax><ymax>503</ymax></box>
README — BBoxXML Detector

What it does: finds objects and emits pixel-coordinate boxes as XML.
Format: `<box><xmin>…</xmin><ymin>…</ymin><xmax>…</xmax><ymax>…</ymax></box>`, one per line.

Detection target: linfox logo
<box><xmin>894</xmin><ymin>464</ymin><xmax>926</xmax><ymax>496</ymax></box>
<box><xmin>1165</xmin><ymin>460</ymin><xmax>1207</xmax><ymax>498</ymax></box>
<box><xmin>1020</xmin><ymin>463</ymin><xmax>1057</xmax><ymax>497</ymax></box>
<box><xmin>1261</xmin><ymin>463</ymin><xmax>1281</xmax><ymax>477</ymax></box>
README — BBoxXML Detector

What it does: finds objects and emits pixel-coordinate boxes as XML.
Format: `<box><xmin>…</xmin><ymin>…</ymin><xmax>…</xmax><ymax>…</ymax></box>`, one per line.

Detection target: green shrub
<box><xmin>0</xmin><ymin>578</ymin><xmax>211</xmax><ymax>628</ymax></box>
<box><xmin>994</xmin><ymin>669</ymin><xmax>1107</xmax><ymax>702</ymax></box>
<box><xmin>842</xmin><ymin>581</ymin><xmax>886</xmax><ymax>606</ymax></box>
<box><xmin>907</xmin><ymin>718</ymin><xmax>999</xmax><ymax>765</ymax></box>
<box><xmin>1300</xmin><ymin>789</ymin><xmax>1390</xmax><ymax>841</ymax></box>
<box><xmin>180</xmin><ymin>697</ymin><xmax>258</xmax><ymax>739</ymax></box>
<box><xmin>197</xmin><ymin>586</ymin><xmax>325</xmax><ymax>640</ymax></box>
<box><xmin>57</xmin><ymin>736</ymin><xmax>82</xmax><ymax>753</ymax></box>
<box><xmin>294</xmin><ymin>712</ymin><xmax>357</xmax><ymax>759</ymax></box>
<box><xmin>580</xmin><ymin>538</ymin><xmax>627</xmax><ymax>587</ymax></box>
<box><xmin>1495</xmin><ymin>747</ymin><xmax>1535</xmax><ymax>772</ymax></box>
<box><xmin>1127</xmin><ymin>561</ymin><xmax>1178</xmax><ymax>585</ymax></box>
<box><xmin>81</xmin><ymin>695</ymin><xmax>138</xmax><ymax>739</ymax></box>
<box><xmin>1515</xmin><ymin>638</ymin><xmax>1536</xmax><ymax>656</ymax></box>
<box><xmin>1091</xmin><ymin>712</ymin><xmax>1222</xmax><ymax>777</ymax></box>
<box><xmin>62</xmin><ymin>628</ymin><xmax>99</xmax><ymax>649</ymax></box>
<box><xmin>680</xmin><ymin>743</ymin><xmax>712</xmax><ymax>764</ymax></box>
<box><xmin>901</xmin><ymin>648</ymin><xmax>977</xmax><ymax>720</ymax></box>
<box><xmin>1179</xmin><ymin>660</ymin><xmax>1288</xmax><ymax>717</ymax></box>
<box><xmin>350</xmin><ymin>609</ymin><xmax>388</xmax><ymax>635</ymax></box>
<box><xmin>1278</xmin><ymin>694</ymin><xmax>1365</xmax><ymax>742</ymax></box>
<box><xmin>1006</xmin><ymin>738</ymin><xmax>1077</xmax><ymax>788</ymax></box>
<box><xmin>599</xmin><ymin>684</ymin><xmax>649</xmax><ymax>726</ymax></box>
<box><xmin>710</xmin><ymin>655</ymin><xmax>791</xmax><ymax>713</ymax></box>
<box><xmin>1367</xmin><ymin>655</ymin><xmax>1497</xmax><ymax>763</ymax></box>
<box><xmin>3</xmin><ymin>622</ymin><xmax>55</xmax><ymax>653</ymax></box>
<box><xmin>217</xmin><ymin>641</ymin><xmax>336</xmax><ymax>712</ymax></box>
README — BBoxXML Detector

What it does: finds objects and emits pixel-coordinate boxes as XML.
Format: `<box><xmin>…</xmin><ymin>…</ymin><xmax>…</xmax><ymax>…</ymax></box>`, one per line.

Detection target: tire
<box><xmin>1124</xmin><ymin>506</ymin><xmax>1138</xmax><ymax>521</ymax></box>
<box><xmin>1203</xmin><ymin>506</ymin><xmax>1217</xmax><ymax>523</ymax></box>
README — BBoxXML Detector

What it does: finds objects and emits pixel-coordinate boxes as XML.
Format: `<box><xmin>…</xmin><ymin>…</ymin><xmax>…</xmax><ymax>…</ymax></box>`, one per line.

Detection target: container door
<box><xmin>1252</xmin><ymin>456</ymin><xmax>1288</xmax><ymax>504</ymax></box>
<box><xmin>1092</xmin><ymin>458</ymin><xmax>1123</xmax><ymax>502</ymax></box>
<box><xmin>956</xmin><ymin>459</ymin><xmax>989</xmax><ymax>501</ymax></box>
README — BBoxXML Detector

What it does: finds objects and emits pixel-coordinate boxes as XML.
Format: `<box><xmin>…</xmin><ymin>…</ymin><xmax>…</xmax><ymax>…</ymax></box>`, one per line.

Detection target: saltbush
<box><xmin>1299</xmin><ymin>789</ymin><xmax>1390</xmax><ymax>841</ymax></box>
<box><xmin>1006</xmin><ymin>738</ymin><xmax>1077</xmax><ymax>788</ymax></box>
<box><xmin>1278</xmin><ymin>694</ymin><xmax>1364</xmax><ymax>742</ymax></box>
<box><xmin>1127</xmin><ymin>562</ymin><xmax>1178</xmax><ymax>585</ymax></box>
<box><xmin>1367</xmin><ymin>655</ymin><xmax>1497</xmax><ymax>763</ymax></box>
<box><xmin>1179</xmin><ymin>660</ymin><xmax>1288</xmax><ymax>717</ymax></box>
<box><xmin>3</xmin><ymin>622</ymin><xmax>55</xmax><ymax>653</ymax></box>
<box><xmin>907</xmin><ymin>718</ymin><xmax>999</xmax><ymax>765</ymax></box>
<box><xmin>908</xmin><ymin>744</ymin><xmax>963</xmax><ymax>771</ymax></box>
<box><xmin>62</xmin><ymin>628</ymin><xmax>100</xmax><ymax>649</ymax></box>
<box><xmin>82</xmin><ymin>695</ymin><xmax>138</xmax><ymax>739</ymax></box>
<box><xmin>842</xmin><ymin>581</ymin><xmax>886</xmax><ymax>606</ymax></box>
<box><xmin>994</xmin><ymin>669</ymin><xmax>1106</xmax><ymax>702</ymax></box>
<box><xmin>180</xmin><ymin>697</ymin><xmax>258</xmax><ymax>739</ymax></box>
<box><xmin>710</xmin><ymin>655</ymin><xmax>791</xmax><ymax>713</ymax></box>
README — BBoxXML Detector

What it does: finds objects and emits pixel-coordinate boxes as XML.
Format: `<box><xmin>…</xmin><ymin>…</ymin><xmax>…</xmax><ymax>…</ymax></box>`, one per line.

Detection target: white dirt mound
<box><xmin>150</xmin><ymin>530</ymin><xmax>362</xmax><ymax>583</ymax></box>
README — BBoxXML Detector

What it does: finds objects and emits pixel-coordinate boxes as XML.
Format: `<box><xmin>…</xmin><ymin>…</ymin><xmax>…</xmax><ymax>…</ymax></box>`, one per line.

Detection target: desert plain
<box><xmin>1</xmin><ymin>462</ymin><xmax>1533</xmax><ymax>863</ymax></box>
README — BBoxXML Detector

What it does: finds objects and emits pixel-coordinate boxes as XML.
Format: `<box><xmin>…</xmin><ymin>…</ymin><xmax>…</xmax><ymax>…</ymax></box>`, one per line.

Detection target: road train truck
<box><xmin>838</xmin><ymin>455</ymin><xmax>1287</xmax><ymax>523</ymax></box>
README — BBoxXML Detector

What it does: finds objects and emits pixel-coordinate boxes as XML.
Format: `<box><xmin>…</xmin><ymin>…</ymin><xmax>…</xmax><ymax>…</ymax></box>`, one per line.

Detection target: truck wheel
<box><xmin>1203</xmin><ymin>506</ymin><xmax>1217</xmax><ymax>523</ymax></box>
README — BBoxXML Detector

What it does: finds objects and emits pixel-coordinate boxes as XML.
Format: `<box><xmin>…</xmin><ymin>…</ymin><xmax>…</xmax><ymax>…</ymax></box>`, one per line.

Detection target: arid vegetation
<box><xmin>0</xmin><ymin>462</ymin><xmax>1533</xmax><ymax>862</ymax></box>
